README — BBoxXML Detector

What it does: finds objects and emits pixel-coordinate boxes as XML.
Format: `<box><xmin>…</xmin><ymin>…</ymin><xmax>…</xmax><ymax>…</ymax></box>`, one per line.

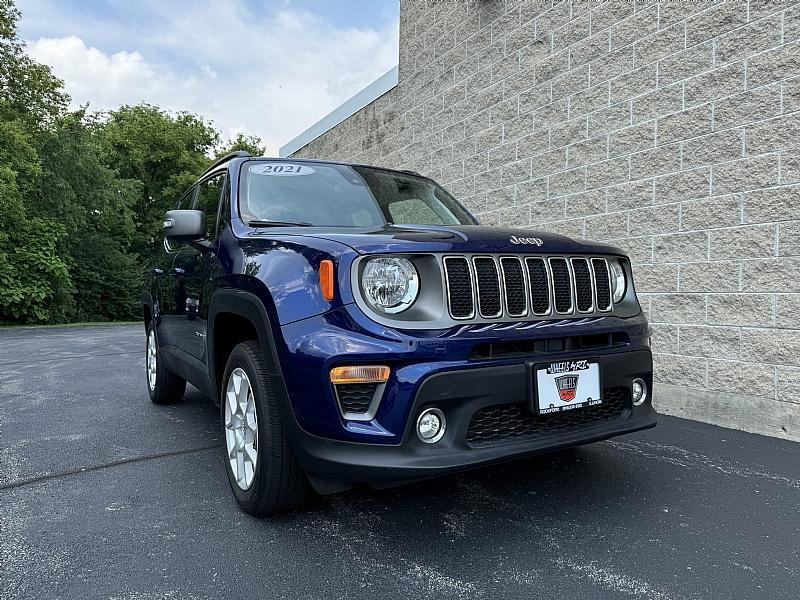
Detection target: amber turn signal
<box><xmin>320</xmin><ymin>259</ymin><xmax>334</xmax><ymax>301</ymax></box>
<box><xmin>330</xmin><ymin>365</ymin><xmax>390</xmax><ymax>384</ymax></box>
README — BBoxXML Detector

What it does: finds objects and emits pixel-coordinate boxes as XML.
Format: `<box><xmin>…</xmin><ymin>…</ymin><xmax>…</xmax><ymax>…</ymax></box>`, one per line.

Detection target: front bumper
<box><xmin>279</xmin><ymin>346</ymin><xmax>655</xmax><ymax>491</ymax></box>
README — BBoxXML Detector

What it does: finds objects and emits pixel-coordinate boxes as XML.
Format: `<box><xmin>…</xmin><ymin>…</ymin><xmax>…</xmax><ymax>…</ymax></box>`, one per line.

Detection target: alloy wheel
<box><xmin>224</xmin><ymin>367</ymin><xmax>259</xmax><ymax>490</ymax></box>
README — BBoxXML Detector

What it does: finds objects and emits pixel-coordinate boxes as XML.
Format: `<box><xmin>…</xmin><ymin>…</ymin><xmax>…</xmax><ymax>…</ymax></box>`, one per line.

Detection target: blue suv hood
<box><xmin>293</xmin><ymin>225</ymin><xmax>625</xmax><ymax>256</ymax></box>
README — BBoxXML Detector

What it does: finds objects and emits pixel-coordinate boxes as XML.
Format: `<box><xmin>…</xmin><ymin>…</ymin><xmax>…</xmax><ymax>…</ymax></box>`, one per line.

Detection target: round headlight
<box><xmin>608</xmin><ymin>259</ymin><xmax>626</xmax><ymax>303</ymax></box>
<box><xmin>361</xmin><ymin>257</ymin><xmax>419</xmax><ymax>314</ymax></box>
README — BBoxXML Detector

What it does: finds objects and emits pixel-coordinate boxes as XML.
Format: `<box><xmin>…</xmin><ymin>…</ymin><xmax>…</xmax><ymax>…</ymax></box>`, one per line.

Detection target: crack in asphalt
<box><xmin>0</xmin><ymin>443</ymin><xmax>223</xmax><ymax>491</ymax></box>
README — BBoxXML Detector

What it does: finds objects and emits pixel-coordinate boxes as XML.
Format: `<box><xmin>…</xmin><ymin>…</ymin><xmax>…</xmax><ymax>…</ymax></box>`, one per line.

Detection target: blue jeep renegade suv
<box><xmin>142</xmin><ymin>151</ymin><xmax>656</xmax><ymax>515</ymax></box>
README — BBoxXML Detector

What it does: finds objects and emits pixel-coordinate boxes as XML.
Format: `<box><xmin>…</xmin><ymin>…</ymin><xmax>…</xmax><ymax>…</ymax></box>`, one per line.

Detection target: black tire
<box><xmin>146</xmin><ymin>322</ymin><xmax>186</xmax><ymax>405</ymax></box>
<box><xmin>221</xmin><ymin>341</ymin><xmax>311</xmax><ymax>516</ymax></box>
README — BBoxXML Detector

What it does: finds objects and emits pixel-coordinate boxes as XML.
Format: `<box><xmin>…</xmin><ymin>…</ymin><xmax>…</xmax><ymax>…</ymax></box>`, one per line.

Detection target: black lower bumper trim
<box><xmin>283</xmin><ymin>349</ymin><xmax>656</xmax><ymax>492</ymax></box>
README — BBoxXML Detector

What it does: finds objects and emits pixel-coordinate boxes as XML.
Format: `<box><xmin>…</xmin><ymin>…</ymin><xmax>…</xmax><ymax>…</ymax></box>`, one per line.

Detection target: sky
<box><xmin>16</xmin><ymin>0</ymin><xmax>400</xmax><ymax>155</ymax></box>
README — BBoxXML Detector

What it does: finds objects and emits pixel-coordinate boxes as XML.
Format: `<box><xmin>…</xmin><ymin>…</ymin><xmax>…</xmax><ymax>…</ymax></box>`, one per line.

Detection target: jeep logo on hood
<box><xmin>510</xmin><ymin>235</ymin><xmax>543</xmax><ymax>246</ymax></box>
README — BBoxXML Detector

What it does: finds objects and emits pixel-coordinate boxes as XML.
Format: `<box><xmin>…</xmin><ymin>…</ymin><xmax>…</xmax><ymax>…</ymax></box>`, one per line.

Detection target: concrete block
<box><xmin>658</xmin><ymin>42</ymin><xmax>714</xmax><ymax>86</ymax></box>
<box><xmin>744</xmin><ymin>184</ymin><xmax>800</xmax><ymax>224</ymax></box>
<box><xmin>654</xmin><ymin>231</ymin><xmax>709</xmax><ymax>263</ymax></box>
<box><xmin>630</xmin><ymin>144</ymin><xmax>682</xmax><ymax>179</ymax></box>
<box><xmin>569</xmin><ymin>30</ymin><xmax>610</xmax><ymax>68</ymax></box>
<box><xmin>747</xmin><ymin>40</ymin><xmax>800</xmax><ymax>89</ymax></box>
<box><xmin>654</xmin><ymin>168</ymin><xmax>711</xmax><ymax>203</ymax></box>
<box><xmin>528</xmin><ymin>197</ymin><xmax>566</xmax><ymax>223</ymax></box>
<box><xmin>776</xmin><ymin>294</ymin><xmax>800</xmax><ymax>327</ymax></box>
<box><xmin>745</xmin><ymin>113</ymin><xmax>800</xmax><ymax>155</ymax></box>
<box><xmin>707</xmin><ymin>293</ymin><xmax>775</xmax><ymax>327</ymax></box>
<box><xmin>650</xmin><ymin>323</ymin><xmax>680</xmax><ymax>353</ymax></box>
<box><xmin>632</xmin><ymin>84</ymin><xmax>684</xmax><ymax>124</ymax></box>
<box><xmin>564</xmin><ymin>189</ymin><xmax>606</xmax><ymax>217</ymax></box>
<box><xmin>588</xmin><ymin>103</ymin><xmax>631</xmax><ymax>136</ymax></box>
<box><xmin>584</xmin><ymin>210</ymin><xmax>628</xmax><ymax>239</ymax></box>
<box><xmin>778</xmin><ymin>220</ymin><xmax>800</xmax><ymax>256</ymax></box>
<box><xmin>610</xmin><ymin>63</ymin><xmax>657</xmax><ymax>104</ymax></box>
<box><xmin>710</xmin><ymin>223</ymin><xmax>777</xmax><ymax>260</ymax></box>
<box><xmin>683</xmin><ymin>129</ymin><xmax>744</xmax><ymax>169</ymax></box>
<box><xmin>657</xmin><ymin>104</ymin><xmax>713</xmax><ymax>145</ymax></box>
<box><xmin>629</xmin><ymin>202</ymin><xmax>680</xmax><ymax>235</ymax></box>
<box><xmin>609</xmin><ymin>121</ymin><xmax>656</xmax><ymax>157</ymax></box>
<box><xmin>707</xmin><ymin>359</ymin><xmax>776</xmax><ymax>397</ymax></box>
<box><xmin>681</xmin><ymin>194</ymin><xmax>742</xmax><ymax>231</ymax></box>
<box><xmin>714</xmin><ymin>84</ymin><xmax>781</xmax><ymax>130</ymax></box>
<box><xmin>741</xmin><ymin>328</ymin><xmax>800</xmax><ymax>367</ymax></box>
<box><xmin>686</xmin><ymin>1</ymin><xmax>748</xmax><ymax>46</ymax></box>
<box><xmin>653</xmin><ymin>353</ymin><xmax>708</xmax><ymax>387</ymax></box>
<box><xmin>715</xmin><ymin>13</ymin><xmax>782</xmax><ymax>65</ymax></box>
<box><xmin>679</xmin><ymin>324</ymin><xmax>741</xmax><ymax>359</ymax></box>
<box><xmin>548</xmin><ymin>166</ymin><xmax>586</xmax><ymax>197</ymax></box>
<box><xmin>635</xmin><ymin>263</ymin><xmax>679</xmax><ymax>293</ymax></box>
<box><xmin>566</xmin><ymin>135</ymin><xmax>608</xmax><ymax>167</ymax></box>
<box><xmin>712</xmin><ymin>154</ymin><xmax>780</xmax><ymax>194</ymax></box>
<box><xmin>741</xmin><ymin>257</ymin><xmax>800</xmax><ymax>292</ymax></box>
<box><xmin>610</xmin><ymin>5</ymin><xmax>659</xmax><ymax>50</ymax></box>
<box><xmin>607</xmin><ymin>178</ymin><xmax>655</xmax><ymax>211</ymax></box>
<box><xmin>633</xmin><ymin>22</ymin><xmax>686</xmax><ymax>66</ymax></box>
<box><xmin>586</xmin><ymin>155</ymin><xmax>630</xmax><ymax>187</ymax></box>
<box><xmin>569</xmin><ymin>82</ymin><xmax>610</xmax><ymax>117</ymax></box>
<box><xmin>679</xmin><ymin>260</ymin><xmax>741</xmax><ymax>293</ymax></box>
<box><xmin>685</xmin><ymin>62</ymin><xmax>746</xmax><ymax>108</ymax></box>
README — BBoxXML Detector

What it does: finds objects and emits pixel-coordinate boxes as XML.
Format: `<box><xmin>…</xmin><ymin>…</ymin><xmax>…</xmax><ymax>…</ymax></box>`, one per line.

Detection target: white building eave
<box><xmin>279</xmin><ymin>65</ymin><xmax>399</xmax><ymax>157</ymax></box>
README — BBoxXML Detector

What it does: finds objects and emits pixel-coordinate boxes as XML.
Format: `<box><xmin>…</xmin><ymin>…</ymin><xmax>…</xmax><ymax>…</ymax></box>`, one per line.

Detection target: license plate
<box><xmin>535</xmin><ymin>360</ymin><xmax>601</xmax><ymax>414</ymax></box>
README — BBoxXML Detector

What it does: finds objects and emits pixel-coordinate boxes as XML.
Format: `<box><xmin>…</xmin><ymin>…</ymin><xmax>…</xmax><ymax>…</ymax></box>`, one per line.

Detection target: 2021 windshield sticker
<box><xmin>249</xmin><ymin>163</ymin><xmax>316</xmax><ymax>176</ymax></box>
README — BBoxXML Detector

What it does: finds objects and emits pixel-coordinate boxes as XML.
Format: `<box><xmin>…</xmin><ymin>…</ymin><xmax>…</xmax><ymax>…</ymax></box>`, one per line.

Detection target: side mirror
<box><xmin>163</xmin><ymin>210</ymin><xmax>204</xmax><ymax>241</ymax></box>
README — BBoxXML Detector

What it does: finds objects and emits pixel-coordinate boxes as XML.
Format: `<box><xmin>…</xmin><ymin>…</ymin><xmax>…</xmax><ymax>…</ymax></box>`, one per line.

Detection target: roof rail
<box><xmin>203</xmin><ymin>150</ymin><xmax>252</xmax><ymax>176</ymax></box>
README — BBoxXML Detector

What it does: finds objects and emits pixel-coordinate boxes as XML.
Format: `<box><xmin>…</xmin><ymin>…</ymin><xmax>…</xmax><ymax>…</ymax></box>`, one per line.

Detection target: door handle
<box><xmin>152</xmin><ymin>268</ymin><xmax>164</xmax><ymax>276</ymax></box>
<box><xmin>171</xmin><ymin>267</ymin><xmax>185</xmax><ymax>275</ymax></box>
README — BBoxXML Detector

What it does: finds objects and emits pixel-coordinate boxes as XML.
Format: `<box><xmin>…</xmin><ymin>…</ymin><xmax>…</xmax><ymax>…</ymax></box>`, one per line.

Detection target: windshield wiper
<box><xmin>248</xmin><ymin>220</ymin><xmax>313</xmax><ymax>227</ymax></box>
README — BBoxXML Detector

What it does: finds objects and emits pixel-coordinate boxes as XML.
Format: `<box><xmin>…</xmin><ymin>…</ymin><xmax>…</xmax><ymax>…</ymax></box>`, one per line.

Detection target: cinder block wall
<box><xmin>292</xmin><ymin>0</ymin><xmax>800</xmax><ymax>441</ymax></box>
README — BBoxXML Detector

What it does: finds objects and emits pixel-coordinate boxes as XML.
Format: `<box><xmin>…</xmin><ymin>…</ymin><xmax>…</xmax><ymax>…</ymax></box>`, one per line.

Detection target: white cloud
<box><xmin>24</xmin><ymin>2</ymin><xmax>399</xmax><ymax>155</ymax></box>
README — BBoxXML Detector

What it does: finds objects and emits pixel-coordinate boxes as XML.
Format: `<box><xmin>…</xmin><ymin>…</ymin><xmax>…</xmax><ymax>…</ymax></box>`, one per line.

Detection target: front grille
<box><xmin>335</xmin><ymin>383</ymin><xmax>378</xmax><ymax>415</ymax></box>
<box><xmin>465</xmin><ymin>387</ymin><xmax>629</xmax><ymax>448</ymax></box>
<box><xmin>444</xmin><ymin>254</ymin><xmax>615</xmax><ymax>321</ymax></box>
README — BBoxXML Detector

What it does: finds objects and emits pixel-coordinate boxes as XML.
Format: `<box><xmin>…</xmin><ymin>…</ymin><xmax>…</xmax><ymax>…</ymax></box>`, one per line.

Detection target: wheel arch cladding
<box><xmin>207</xmin><ymin>289</ymin><xmax>284</xmax><ymax>399</ymax></box>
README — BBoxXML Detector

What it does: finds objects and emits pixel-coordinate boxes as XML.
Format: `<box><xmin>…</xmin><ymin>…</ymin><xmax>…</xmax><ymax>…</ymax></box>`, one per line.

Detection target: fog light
<box><xmin>632</xmin><ymin>378</ymin><xmax>647</xmax><ymax>406</ymax></box>
<box><xmin>416</xmin><ymin>408</ymin><xmax>446</xmax><ymax>444</ymax></box>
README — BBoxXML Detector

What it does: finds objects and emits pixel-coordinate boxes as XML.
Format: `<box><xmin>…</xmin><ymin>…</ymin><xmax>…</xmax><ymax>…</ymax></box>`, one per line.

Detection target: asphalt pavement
<box><xmin>0</xmin><ymin>323</ymin><xmax>798</xmax><ymax>600</ymax></box>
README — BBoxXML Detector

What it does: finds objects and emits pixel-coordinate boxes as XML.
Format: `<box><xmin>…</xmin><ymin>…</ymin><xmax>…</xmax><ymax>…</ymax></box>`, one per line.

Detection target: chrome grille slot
<box><xmin>549</xmin><ymin>258</ymin><xmax>573</xmax><ymax>314</ymax></box>
<box><xmin>592</xmin><ymin>258</ymin><xmax>612</xmax><ymax>311</ymax></box>
<box><xmin>443</xmin><ymin>256</ymin><xmax>474</xmax><ymax>319</ymax></box>
<box><xmin>525</xmin><ymin>258</ymin><xmax>550</xmax><ymax>315</ymax></box>
<box><xmin>473</xmin><ymin>257</ymin><xmax>502</xmax><ymax>318</ymax></box>
<box><xmin>500</xmin><ymin>257</ymin><xmax>527</xmax><ymax>317</ymax></box>
<box><xmin>443</xmin><ymin>254</ymin><xmax>619</xmax><ymax>321</ymax></box>
<box><xmin>571</xmin><ymin>258</ymin><xmax>593</xmax><ymax>313</ymax></box>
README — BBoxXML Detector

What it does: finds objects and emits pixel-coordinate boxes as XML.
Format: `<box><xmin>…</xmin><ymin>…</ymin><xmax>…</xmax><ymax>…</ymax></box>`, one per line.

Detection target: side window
<box><xmin>194</xmin><ymin>173</ymin><xmax>225</xmax><ymax>240</ymax></box>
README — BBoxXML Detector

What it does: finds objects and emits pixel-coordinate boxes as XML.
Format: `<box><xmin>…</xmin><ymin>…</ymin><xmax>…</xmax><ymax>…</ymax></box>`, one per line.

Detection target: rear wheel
<box><xmin>221</xmin><ymin>341</ymin><xmax>311</xmax><ymax>516</ymax></box>
<box><xmin>146</xmin><ymin>323</ymin><xmax>186</xmax><ymax>404</ymax></box>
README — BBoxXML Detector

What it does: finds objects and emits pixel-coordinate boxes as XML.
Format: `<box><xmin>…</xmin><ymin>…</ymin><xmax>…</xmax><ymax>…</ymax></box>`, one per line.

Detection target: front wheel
<box><xmin>146</xmin><ymin>323</ymin><xmax>186</xmax><ymax>404</ymax></box>
<box><xmin>221</xmin><ymin>341</ymin><xmax>311</xmax><ymax>516</ymax></box>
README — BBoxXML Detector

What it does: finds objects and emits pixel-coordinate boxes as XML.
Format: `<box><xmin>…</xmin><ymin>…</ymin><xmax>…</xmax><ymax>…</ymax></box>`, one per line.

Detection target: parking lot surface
<box><xmin>1</xmin><ymin>323</ymin><xmax>798</xmax><ymax>599</ymax></box>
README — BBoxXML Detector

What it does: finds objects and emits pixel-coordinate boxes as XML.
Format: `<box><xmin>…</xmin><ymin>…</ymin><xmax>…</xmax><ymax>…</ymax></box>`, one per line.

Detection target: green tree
<box><xmin>218</xmin><ymin>132</ymin><xmax>265</xmax><ymax>157</ymax></box>
<box><xmin>0</xmin><ymin>0</ymin><xmax>72</xmax><ymax>322</ymax></box>
<box><xmin>96</xmin><ymin>104</ymin><xmax>220</xmax><ymax>263</ymax></box>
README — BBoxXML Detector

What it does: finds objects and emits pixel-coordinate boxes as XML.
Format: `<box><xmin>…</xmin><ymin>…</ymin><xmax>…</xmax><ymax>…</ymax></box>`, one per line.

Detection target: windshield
<box><xmin>239</xmin><ymin>161</ymin><xmax>477</xmax><ymax>227</ymax></box>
